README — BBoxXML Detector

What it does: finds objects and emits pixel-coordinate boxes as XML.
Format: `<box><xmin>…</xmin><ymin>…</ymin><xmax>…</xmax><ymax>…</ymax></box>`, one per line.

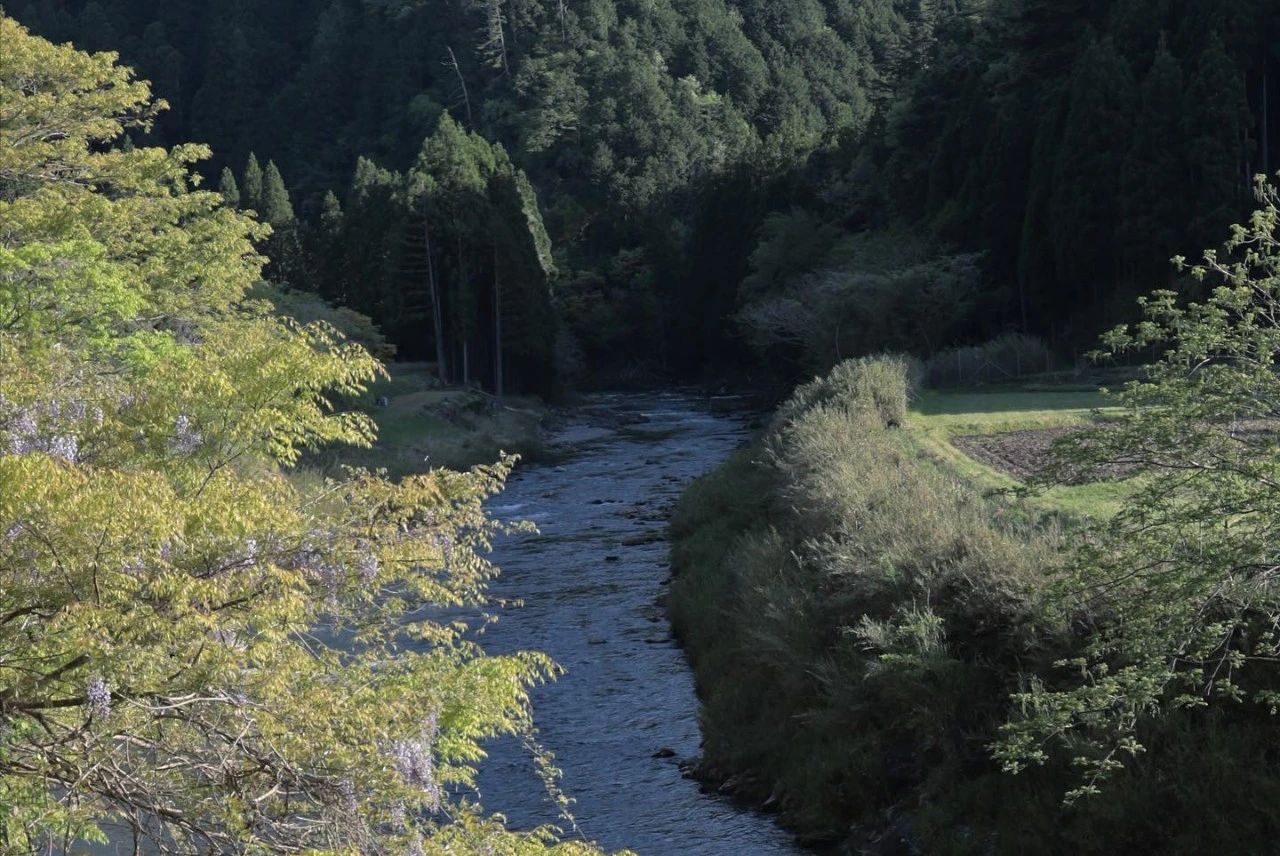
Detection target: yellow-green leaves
<box><xmin>0</xmin><ymin>16</ymin><xmax>595</xmax><ymax>854</ymax></box>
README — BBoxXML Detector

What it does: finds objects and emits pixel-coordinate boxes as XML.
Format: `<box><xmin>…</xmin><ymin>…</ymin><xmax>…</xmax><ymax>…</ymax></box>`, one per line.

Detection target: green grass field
<box><xmin>906</xmin><ymin>386</ymin><xmax>1132</xmax><ymax>518</ymax></box>
<box><xmin>313</xmin><ymin>362</ymin><xmax>548</xmax><ymax>475</ymax></box>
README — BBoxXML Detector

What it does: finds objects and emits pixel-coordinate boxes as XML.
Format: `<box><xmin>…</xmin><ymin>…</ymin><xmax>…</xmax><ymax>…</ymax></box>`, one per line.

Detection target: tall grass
<box><xmin>671</xmin><ymin>357</ymin><xmax>1059</xmax><ymax>842</ymax></box>
<box><xmin>669</xmin><ymin>357</ymin><xmax>1280</xmax><ymax>852</ymax></box>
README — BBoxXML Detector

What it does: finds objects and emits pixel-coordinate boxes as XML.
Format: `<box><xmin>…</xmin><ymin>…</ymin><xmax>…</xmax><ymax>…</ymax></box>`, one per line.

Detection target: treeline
<box><xmin>12</xmin><ymin>0</ymin><xmax>928</xmax><ymax>385</ymax></box>
<box><xmin>744</xmin><ymin>0</ymin><xmax>1280</xmax><ymax>377</ymax></box>
<box><xmin>19</xmin><ymin>0</ymin><xmax>1280</xmax><ymax>387</ymax></box>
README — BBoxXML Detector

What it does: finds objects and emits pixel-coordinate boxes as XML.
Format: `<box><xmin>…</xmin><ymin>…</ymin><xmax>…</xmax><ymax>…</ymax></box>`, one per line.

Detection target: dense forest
<box><xmin>13</xmin><ymin>1</ymin><xmax>1280</xmax><ymax>852</ymax></box>
<box><xmin>21</xmin><ymin>0</ymin><xmax>1278</xmax><ymax>391</ymax></box>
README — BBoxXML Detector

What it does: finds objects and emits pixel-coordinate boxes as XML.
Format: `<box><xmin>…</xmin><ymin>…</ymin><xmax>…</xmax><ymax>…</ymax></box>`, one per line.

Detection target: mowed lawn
<box><xmin>906</xmin><ymin>386</ymin><xmax>1132</xmax><ymax>518</ymax></box>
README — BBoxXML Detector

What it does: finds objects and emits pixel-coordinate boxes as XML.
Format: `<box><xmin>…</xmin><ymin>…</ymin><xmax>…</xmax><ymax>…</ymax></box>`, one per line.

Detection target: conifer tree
<box><xmin>320</xmin><ymin>188</ymin><xmax>344</xmax><ymax>235</ymax></box>
<box><xmin>1185</xmin><ymin>32</ymin><xmax>1250</xmax><ymax>250</ymax></box>
<box><xmin>1119</xmin><ymin>39</ymin><xmax>1185</xmax><ymax>287</ymax></box>
<box><xmin>1048</xmin><ymin>36</ymin><xmax>1137</xmax><ymax>317</ymax></box>
<box><xmin>261</xmin><ymin>159</ymin><xmax>296</xmax><ymax>225</ymax></box>
<box><xmin>242</xmin><ymin>151</ymin><xmax>264</xmax><ymax>211</ymax></box>
<box><xmin>218</xmin><ymin>165</ymin><xmax>241</xmax><ymax>207</ymax></box>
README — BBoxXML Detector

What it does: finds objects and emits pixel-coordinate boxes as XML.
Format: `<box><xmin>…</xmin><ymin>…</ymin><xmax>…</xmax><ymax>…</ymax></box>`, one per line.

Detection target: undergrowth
<box><xmin>669</xmin><ymin>356</ymin><xmax>1280</xmax><ymax>853</ymax></box>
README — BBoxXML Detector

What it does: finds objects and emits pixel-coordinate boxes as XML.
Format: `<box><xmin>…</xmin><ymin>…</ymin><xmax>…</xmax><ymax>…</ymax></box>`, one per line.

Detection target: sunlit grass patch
<box><xmin>313</xmin><ymin>362</ymin><xmax>548</xmax><ymax>475</ymax></box>
<box><xmin>906</xmin><ymin>386</ymin><xmax>1131</xmax><ymax>518</ymax></box>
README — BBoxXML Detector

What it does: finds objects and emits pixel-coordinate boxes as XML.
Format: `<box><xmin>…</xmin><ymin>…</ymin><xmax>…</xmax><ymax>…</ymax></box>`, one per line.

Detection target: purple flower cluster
<box><xmin>358</xmin><ymin>549</ymin><xmax>379</xmax><ymax>582</ymax></box>
<box><xmin>85</xmin><ymin>675</ymin><xmax>111</xmax><ymax>719</ymax></box>
<box><xmin>279</xmin><ymin>531</ymin><xmax>385</xmax><ymax>596</ymax></box>
<box><xmin>170</xmin><ymin>413</ymin><xmax>202</xmax><ymax>455</ymax></box>
<box><xmin>389</xmin><ymin>712</ymin><xmax>441</xmax><ymax>812</ymax></box>
<box><xmin>0</xmin><ymin>395</ymin><xmax>100</xmax><ymax>463</ymax></box>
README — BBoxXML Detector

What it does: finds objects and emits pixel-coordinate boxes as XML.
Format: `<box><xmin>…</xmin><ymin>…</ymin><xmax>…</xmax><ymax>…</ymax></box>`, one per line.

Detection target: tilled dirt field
<box><xmin>951</xmin><ymin>428</ymin><xmax>1073</xmax><ymax>480</ymax></box>
<box><xmin>951</xmin><ymin>427</ymin><xmax>1136</xmax><ymax>481</ymax></box>
<box><xmin>954</xmin><ymin>418</ymin><xmax>1280</xmax><ymax>481</ymax></box>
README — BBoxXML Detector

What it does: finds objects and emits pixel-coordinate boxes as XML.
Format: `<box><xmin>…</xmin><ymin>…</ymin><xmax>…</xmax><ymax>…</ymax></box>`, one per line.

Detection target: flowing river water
<box><xmin>469</xmin><ymin>392</ymin><xmax>801</xmax><ymax>855</ymax></box>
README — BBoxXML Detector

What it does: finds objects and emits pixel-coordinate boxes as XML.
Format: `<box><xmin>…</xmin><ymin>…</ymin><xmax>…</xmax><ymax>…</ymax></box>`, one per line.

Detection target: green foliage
<box><xmin>670</xmin><ymin>356</ymin><xmax>1057</xmax><ymax>845</ymax></box>
<box><xmin>253</xmin><ymin>282</ymin><xmax>397</xmax><ymax>360</ymax></box>
<box><xmin>0</xmin><ymin>17</ymin><xmax>604</xmax><ymax>853</ymax></box>
<box><xmin>871</xmin><ymin>0</ymin><xmax>1279</xmax><ymax>345</ymax></box>
<box><xmin>218</xmin><ymin>165</ymin><xmax>240</xmax><ymax>207</ymax></box>
<box><xmin>261</xmin><ymin>159</ymin><xmax>296</xmax><ymax>225</ymax></box>
<box><xmin>10</xmin><ymin>0</ymin><xmax>930</xmax><ymax>382</ymax></box>
<box><xmin>737</xmin><ymin>245</ymin><xmax>984</xmax><ymax>375</ymax></box>
<box><xmin>242</xmin><ymin>150</ymin><xmax>264</xmax><ymax>211</ymax></box>
<box><xmin>997</xmin><ymin>177</ymin><xmax>1280</xmax><ymax>800</ymax></box>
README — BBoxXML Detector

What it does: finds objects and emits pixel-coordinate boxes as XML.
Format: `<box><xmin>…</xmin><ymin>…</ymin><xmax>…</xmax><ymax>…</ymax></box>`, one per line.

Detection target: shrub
<box><xmin>922</xmin><ymin>333</ymin><xmax>1053</xmax><ymax>388</ymax></box>
<box><xmin>670</xmin><ymin>356</ymin><xmax>1058</xmax><ymax>847</ymax></box>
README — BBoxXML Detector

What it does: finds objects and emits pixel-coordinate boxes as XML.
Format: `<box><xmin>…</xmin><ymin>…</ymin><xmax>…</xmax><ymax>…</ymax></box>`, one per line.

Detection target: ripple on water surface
<box><xmin>470</xmin><ymin>393</ymin><xmax>801</xmax><ymax>856</ymax></box>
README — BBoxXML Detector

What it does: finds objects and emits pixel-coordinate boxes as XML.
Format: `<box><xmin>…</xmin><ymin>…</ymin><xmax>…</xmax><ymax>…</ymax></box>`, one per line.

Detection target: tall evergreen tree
<box><xmin>1119</xmin><ymin>38</ymin><xmax>1186</xmax><ymax>289</ymax></box>
<box><xmin>242</xmin><ymin>152</ymin><xmax>264</xmax><ymax>211</ymax></box>
<box><xmin>1185</xmin><ymin>32</ymin><xmax>1250</xmax><ymax>251</ymax></box>
<box><xmin>218</xmin><ymin>166</ymin><xmax>241</xmax><ymax>208</ymax></box>
<box><xmin>260</xmin><ymin>160</ymin><xmax>296</xmax><ymax>226</ymax></box>
<box><xmin>1048</xmin><ymin>36</ymin><xmax>1137</xmax><ymax>321</ymax></box>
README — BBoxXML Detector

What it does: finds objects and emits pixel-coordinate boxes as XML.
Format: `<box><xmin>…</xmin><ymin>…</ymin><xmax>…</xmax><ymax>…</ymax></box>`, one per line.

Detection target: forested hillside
<box><xmin>13</xmin><ymin>0</ymin><xmax>920</xmax><ymax>387</ymax></box>
<box><xmin>878</xmin><ymin>0</ymin><xmax>1280</xmax><ymax>344</ymax></box>
<box><xmin>18</xmin><ymin>0</ymin><xmax>1279</xmax><ymax>388</ymax></box>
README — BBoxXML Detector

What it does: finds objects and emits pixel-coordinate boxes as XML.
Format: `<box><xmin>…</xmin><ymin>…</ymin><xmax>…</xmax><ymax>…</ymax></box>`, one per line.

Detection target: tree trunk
<box><xmin>424</xmin><ymin>218</ymin><xmax>449</xmax><ymax>384</ymax></box>
<box><xmin>1264</xmin><ymin>64</ymin><xmax>1271</xmax><ymax>177</ymax></box>
<box><xmin>445</xmin><ymin>46</ymin><xmax>473</xmax><ymax>126</ymax></box>
<box><xmin>493</xmin><ymin>244</ymin><xmax>504</xmax><ymax>398</ymax></box>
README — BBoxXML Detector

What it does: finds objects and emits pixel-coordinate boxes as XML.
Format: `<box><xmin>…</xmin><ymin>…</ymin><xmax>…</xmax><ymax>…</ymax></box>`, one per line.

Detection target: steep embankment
<box><xmin>669</xmin><ymin>358</ymin><xmax>1280</xmax><ymax>854</ymax></box>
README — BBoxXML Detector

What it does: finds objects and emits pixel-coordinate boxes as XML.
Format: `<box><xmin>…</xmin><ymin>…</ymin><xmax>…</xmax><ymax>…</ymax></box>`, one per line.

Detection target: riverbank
<box><xmin>669</xmin><ymin>358</ymin><xmax>1062</xmax><ymax>852</ymax></box>
<box><xmin>667</xmin><ymin>358</ymin><xmax>1280</xmax><ymax>853</ymax></box>
<box><xmin>313</xmin><ymin>362</ymin><xmax>551</xmax><ymax>475</ymax></box>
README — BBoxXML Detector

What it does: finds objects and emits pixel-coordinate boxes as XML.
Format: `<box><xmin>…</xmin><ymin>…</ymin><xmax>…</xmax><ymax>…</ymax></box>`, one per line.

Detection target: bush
<box><xmin>922</xmin><ymin>333</ymin><xmax>1053</xmax><ymax>388</ymax></box>
<box><xmin>673</xmin><ymin>353</ymin><xmax>1280</xmax><ymax>852</ymax></box>
<box><xmin>670</xmin><ymin>356</ymin><xmax>1059</xmax><ymax>847</ymax></box>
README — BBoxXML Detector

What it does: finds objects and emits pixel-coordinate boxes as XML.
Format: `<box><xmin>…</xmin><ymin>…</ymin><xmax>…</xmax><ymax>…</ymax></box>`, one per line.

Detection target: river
<box><xmin>470</xmin><ymin>391</ymin><xmax>801</xmax><ymax>855</ymax></box>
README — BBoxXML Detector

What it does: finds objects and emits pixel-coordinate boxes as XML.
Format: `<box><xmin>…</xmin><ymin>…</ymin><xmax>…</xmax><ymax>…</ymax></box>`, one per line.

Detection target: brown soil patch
<box><xmin>951</xmin><ymin>428</ymin><xmax>1073</xmax><ymax>481</ymax></box>
<box><xmin>954</xmin><ymin>419</ymin><xmax>1280</xmax><ymax>482</ymax></box>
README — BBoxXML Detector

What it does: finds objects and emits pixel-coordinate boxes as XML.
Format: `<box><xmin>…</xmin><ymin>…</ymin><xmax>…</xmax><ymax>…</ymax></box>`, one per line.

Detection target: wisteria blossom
<box><xmin>358</xmin><ymin>550</ymin><xmax>379</xmax><ymax>582</ymax></box>
<box><xmin>390</xmin><ymin>712</ymin><xmax>442</xmax><ymax>812</ymax></box>
<box><xmin>1</xmin><ymin>397</ymin><xmax>97</xmax><ymax>463</ymax></box>
<box><xmin>171</xmin><ymin>413</ymin><xmax>202</xmax><ymax>454</ymax></box>
<box><xmin>85</xmin><ymin>676</ymin><xmax>111</xmax><ymax>719</ymax></box>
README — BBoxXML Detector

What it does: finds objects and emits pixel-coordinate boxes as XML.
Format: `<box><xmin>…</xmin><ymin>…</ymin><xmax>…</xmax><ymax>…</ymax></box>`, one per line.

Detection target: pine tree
<box><xmin>258</xmin><ymin>161</ymin><xmax>300</xmax><ymax>284</ymax></box>
<box><xmin>260</xmin><ymin>160</ymin><xmax>295</xmax><ymax>226</ymax></box>
<box><xmin>1048</xmin><ymin>35</ymin><xmax>1137</xmax><ymax>319</ymax></box>
<box><xmin>1185</xmin><ymin>32</ymin><xmax>1250</xmax><ymax>251</ymax></box>
<box><xmin>319</xmin><ymin>189</ymin><xmax>343</xmax><ymax>235</ymax></box>
<box><xmin>242</xmin><ymin>152</ymin><xmax>264</xmax><ymax>211</ymax></box>
<box><xmin>219</xmin><ymin>166</ymin><xmax>241</xmax><ymax>208</ymax></box>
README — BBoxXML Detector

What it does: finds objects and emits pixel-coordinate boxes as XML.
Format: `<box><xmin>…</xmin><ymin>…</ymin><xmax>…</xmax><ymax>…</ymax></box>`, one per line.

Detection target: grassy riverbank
<box><xmin>313</xmin><ymin>362</ymin><xmax>550</xmax><ymax>475</ymax></box>
<box><xmin>669</xmin><ymin>359</ymin><xmax>1280</xmax><ymax>853</ymax></box>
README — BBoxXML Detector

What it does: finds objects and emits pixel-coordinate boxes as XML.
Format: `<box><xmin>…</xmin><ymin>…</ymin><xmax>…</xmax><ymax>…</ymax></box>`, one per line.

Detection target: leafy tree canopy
<box><xmin>0</xmin><ymin>16</ymin><xmax>602</xmax><ymax>854</ymax></box>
